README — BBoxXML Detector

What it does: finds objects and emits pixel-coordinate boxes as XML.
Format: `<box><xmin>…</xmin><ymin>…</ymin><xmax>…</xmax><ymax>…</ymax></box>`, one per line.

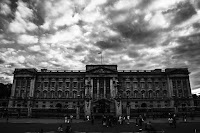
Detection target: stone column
<box><xmin>167</xmin><ymin>77</ymin><xmax>173</xmax><ymax>97</ymax></box>
<box><xmin>97</xmin><ymin>78</ymin><xmax>99</xmax><ymax>99</ymax></box>
<box><xmin>29</xmin><ymin>77</ymin><xmax>36</xmax><ymax>98</ymax></box>
<box><xmin>104</xmin><ymin>78</ymin><xmax>106</xmax><ymax>98</ymax></box>
<box><xmin>110</xmin><ymin>78</ymin><xmax>113</xmax><ymax>98</ymax></box>
<box><xmin>28</xmin><ymin>77</ymin><xmax>35</xmax><ymax>117</ymax></box>
<box><xmin>76</xmin><ymin>106</ymin><xmax>80</xmax><ymax>119</ymax></box>
<box><xmin>8</xmin><ymin>79</ymin><xmax>17</xmax><ymax>107</ymax></box>
<box><xmin>91</xmin><ymin>78</ymin><xmax>93</xmax><ymax>99</ymax></box>
<box><xmin>85</xmin><ymin>79</ymin><xmax>88</xmax><ymax>95</ymax></box>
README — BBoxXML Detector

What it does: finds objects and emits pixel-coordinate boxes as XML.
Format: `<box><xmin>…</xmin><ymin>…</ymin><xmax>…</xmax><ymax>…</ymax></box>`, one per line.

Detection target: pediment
<box><xmin>87</xmin><ymin>67</ymin><xmax>117</xmax><ymax>74</ymax></box>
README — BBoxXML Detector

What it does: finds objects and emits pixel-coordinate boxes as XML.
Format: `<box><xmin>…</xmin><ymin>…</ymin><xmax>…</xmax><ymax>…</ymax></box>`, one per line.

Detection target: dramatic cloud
<box><xmin>0</xmin><ymin>0</ymin><xmax>200</xmax><ymax>94</ymax></box>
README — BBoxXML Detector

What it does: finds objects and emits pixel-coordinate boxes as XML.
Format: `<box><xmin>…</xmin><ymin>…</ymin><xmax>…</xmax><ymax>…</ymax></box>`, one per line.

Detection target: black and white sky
<box><xmin>0</xmin><ymin>0</ymin><xmax>200</xmax><ymax>95</ymax></box>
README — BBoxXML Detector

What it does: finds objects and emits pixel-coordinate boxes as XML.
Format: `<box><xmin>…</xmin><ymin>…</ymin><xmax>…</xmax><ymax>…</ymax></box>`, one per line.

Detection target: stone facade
<box><xmin>9</xmin><ymin>65</ymin><xmax>193</xmax><ymax>117</ymax></box>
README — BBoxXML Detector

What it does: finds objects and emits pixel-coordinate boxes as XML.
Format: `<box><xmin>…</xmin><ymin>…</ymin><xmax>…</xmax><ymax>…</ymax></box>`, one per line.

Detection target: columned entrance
<box><xmin>92</xmin><ymin>99</ymin><xmax>115</xmax><ymax>117</ymax></box>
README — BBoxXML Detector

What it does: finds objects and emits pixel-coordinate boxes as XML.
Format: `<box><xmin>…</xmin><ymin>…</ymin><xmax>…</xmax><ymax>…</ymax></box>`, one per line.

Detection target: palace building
<box><xmin>8</xmin><ymin>65</ymin><xmax>194</xmax><ymax>118</ymax></box>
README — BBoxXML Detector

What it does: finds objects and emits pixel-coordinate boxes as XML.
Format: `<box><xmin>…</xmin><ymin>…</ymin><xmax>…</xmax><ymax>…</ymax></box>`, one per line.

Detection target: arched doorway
<box><xmin>141</xmin><ymin>103</ymin><xmax>147</xmax><ymax>108</ymax></box>
<box><xmin>56</xmin><ymin>103</ymin><xmax>62</xmax><ymax>108</ymax></box>
<box><xmin>92</xmin><ymin>99</ymin><xmax>114</xmax><ymax>117</ymax></box>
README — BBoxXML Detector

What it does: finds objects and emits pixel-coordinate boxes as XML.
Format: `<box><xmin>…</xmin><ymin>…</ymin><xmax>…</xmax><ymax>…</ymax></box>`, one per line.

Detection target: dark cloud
<box><xmin>173</xmin><ymin>33</ymin><xmax>200</xmax><ymax>60</ymax></box>
<box><xmin>0</xmin><ymin>58</ymin><xmax>5</xmax><ymax>64</ymax></box>
<box><xmin>137</xmin><ymin>0</ymin><xmax>155</xmax><ymax>9</ymax></box>
<box><xmin>133</xmin><ymin>63</ymin><xmax>147</xmax><ymax>68</ymax></box>
<box><xmin>10</xmin><ymin>0</ymin><xmax>18</xmax><ymax>13</ymax></box>
<box><xmin>27</xmin><ymin>0</ymin><xmax>46</xmax><ymax>26</ymax></box>
<box><xmin>164</xmin><ymin>1</ymin><xmax>196</xmax><ymax>25</ymax></box>
<box><xmin>74</xmin><ymin>45</ymin><xmax>85</xmax><ymax>53</ymax></box>
<box><xmin>193</xmin><ymin>22</ymin><xmax>200</xmax><ymax>29</ymax></box>
<box><xmin>127</xmin><ymin>50</ymin><xmax>140</xmax><ymax>58</ymax></box>
<box><xmin>96</xmin><ymin>37</ymin><xmax>125</xmax><ymax>51</ymax></box>
<box><xmin>8</xmin><ymin>63</ymin><xmax>16</xmax><ymax>68</ymax></box>
<box><xmin>113</xmin><ymin>22</ymin><xmax>158</xmax><ymax>45</ymax></box>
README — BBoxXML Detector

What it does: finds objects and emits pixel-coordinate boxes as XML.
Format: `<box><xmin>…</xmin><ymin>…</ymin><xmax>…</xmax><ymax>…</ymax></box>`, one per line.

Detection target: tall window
<box><xmin>59</xmin><ymin>82</ymin><xmax>62</xmax><ymax>88</ymax></box>
<box><xmin>162</xmin><ymin>82</ymin><xmax>166</xmax><ymax>88</ymax></box>
<box><xmin>43</xmin><ymin>91</ymin><xmax>47</xmax><ymax>98</ymax></box>
<box><xmin>155</xmin><ymin>82</ymin><xmax>159</xmax><ymax>88</ymax></box>
<box><xmin>16</xmin><ymin>80</ymin><xmax>21</xmax><ymax>87</ymax></box>
<box><xmin>148</xmin><ymin>91</ymin><xmax>152</xmax><ymax>98</ymax></box>
<box><xmin>37</xmin><ymin>82</ymin><xmax>41</xmax><ymax>88</ymax></box>
<box><xmin>58</xmin><ymin>91</ymin><xmax>62</xmax><ymax>98</ymax></box>
<box><xmin>126</xmin><ymin>90</ymin><xmax>130</xmax><ymax>96</ymax></box>
<box><xmin>73</xmin><ymin>91</ymin><xmax>77</xmax><ymax>98</ymax></box>
<box><xmin>51</xmin><ymin>82</ymin><xmax>55</xmax><ymax>88</ymax></box>
<box><xmin>133</xmin><ymin>83</ymin><xmax>137</xmax><ymax>88</ymax></box>
<box><xmin>73</xmin><ymin>82</ymin><xmax>77</xmax><ymax>88</ymax></box>
<box><xmin>141</xmin><ymin>91</ymin><xmax>145</xmax><ymax>98</ymax></box>
<box><xmin>65</xmin><ymin>91</ymin><xmax>69</xmax><ymax>98</ymax></box>
<box><xmin>126</xmin><ymin>82</ymin><xmax>130</xmax><ymax>88</ymax></box>
<box><xmin>36</xmin><ymin>91</ymin><xmax>40</xmax><ymax>98</ymax></box>
<box><xmin>172</xmin><ymin>81</ymin><xmax>176</xmax><ymax>89</ymax></box>
<box><xmin>44</xmin><ymin>82</ymin><xmax>48</xmax><ymax>88</ymax></box>
<box><xmin>177</xmin><ymin>80</ymin><xmax>181</xmax><ymax>89</ymax></box>
<box><xmin>163</xmin><ymin>90</ymin><xmax>167</xmax><ymax>97</ymax></box>
<box><xmin>51</xmin><ymin>91</ymin><xmax>54</xmax><ymax>98</ymax></box>
<box><xmin>134</xmin><ymin>91</ymin><xmax>138</xmax><ymax>98</ymax></box>
<box><xmin>156</xmin><ymin>90</ymin><xmax>159</xmax><ymax>98</ymax></box>
<box><xmin>20</xmin><ymin>90</ymin><xmax>24</xmax><ymax>98</ymax></box>
<box><xmin>148</xmin><ymin>83</ymin><xmax>152</xmax><ymax>88</ymax></box>
<box><xmin>66</xmin><ymin>82</ymin><xmax>70</xmax><ymax>88</ymax></box>
<box><xmin>141</xmin><ymin>82</ymin><xmax>144</xmax><ymax>88</ymax></box>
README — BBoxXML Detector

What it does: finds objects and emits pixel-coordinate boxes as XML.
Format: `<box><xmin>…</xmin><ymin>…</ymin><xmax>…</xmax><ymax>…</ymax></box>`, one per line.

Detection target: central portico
<box><xmin>84</xmin><ymin>65</ymin><xmax>122</xmax><ymax>117</ymax></box>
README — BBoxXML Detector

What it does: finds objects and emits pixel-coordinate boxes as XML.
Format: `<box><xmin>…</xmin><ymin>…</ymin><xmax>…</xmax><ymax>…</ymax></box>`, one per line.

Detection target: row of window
<box><xmin>37</xmin><ymin>82</ymin><xmax>84</xmax><ymax>88</ymax></box>
<box><xmin>123</xmin><ymin>82</ymin><xmax>167</xmax><ymax>89</ymax></box>
<box><xmin>172</xmin><ymin>80</ymin><xmax>188</xmax><ymax>90</ymax></box>
<box><xmin>35</xmin><ymin>91</ymin><xmax>84</xmax><ymax>99</ymax></box>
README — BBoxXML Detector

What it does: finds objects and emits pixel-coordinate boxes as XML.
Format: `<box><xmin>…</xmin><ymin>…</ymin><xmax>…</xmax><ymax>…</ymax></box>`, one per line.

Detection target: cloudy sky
<box><xmin>0</xmin><ymin>0</ymin><xmax>200</xmax><ymax>94</ymax></box>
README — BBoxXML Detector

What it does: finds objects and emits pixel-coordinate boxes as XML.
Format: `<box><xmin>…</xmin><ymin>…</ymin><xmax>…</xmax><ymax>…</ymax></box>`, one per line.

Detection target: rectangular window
<box><xmin>81</xmin><ymin>82</ymin><xmax>84</xmax><ymax>88</ymax></box>
<box><xmin>126</xmin><ymin>82</ymin><xmax>130</xmax><ymax>88</ymax></box>
<box><xmin>37</xmin><ymin>82</ymin><xmax>41</xmax><ymax>88</ymax></box>
<box><xmin>148</xmin><ymin>83</ymin><xmax>152</xmax><ymax>88</ymax></box>
<box><xmin>73</xmin><ymin>82</ymin><xmax>77</xmax><ymax>88</ymax></box>
<box><xmin>59</xmin><ymin>82</ymin><xmax>62</xmax><ymax>88</ymax></box>
<box><xmin>141</xmin><ymin>83</ymin><xmax>144</xmax><ymax>88</ymax></box>
<box><xmin>133</xmin><ymin>83</ymin><xmax>137</xmax><ymax>88</ymax></box>
<box><xmin>66</xmin><ymin>82</ymin><xmax>70</xmax><ymax>88</ymax></box>
<box><xmin>44</xmin><ymin>82</ymin><xmax>48</xmax><ymax>87</ymax></box>
<box><xmin>51</xmin><ymin>82</ymin><xmax>55</xmax><ymax>87</ymax></box>
<box><xmin>162</xmin><ymin>82</ymin><xmax>166</xmax><ymax>88</ymax></box>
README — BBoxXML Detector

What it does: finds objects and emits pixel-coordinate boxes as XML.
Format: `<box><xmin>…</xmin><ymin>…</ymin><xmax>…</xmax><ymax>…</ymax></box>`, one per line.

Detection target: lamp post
<box><xmin>76</xmin><ymin>94</ymin><xmax>80</xmax><ymax>119</ymax></box>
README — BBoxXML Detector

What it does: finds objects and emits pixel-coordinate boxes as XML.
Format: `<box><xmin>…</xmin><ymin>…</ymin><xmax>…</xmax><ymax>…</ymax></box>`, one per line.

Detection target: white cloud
<box><xmin>192</xmin><ymin>88</ymin><xmax>200</xmax><ymax>95</ymax></box>
<box><xmin>0</xmin><ymin>2</ymin><xmax>11</xmax><ymax>15</ymax></box>
<box><xmin>17</xmin><ymin>34</ymin><xmax>38</xmax><ymax>44</ymax></box>
<box><xmin>8</xmin><ymin>0</ymin><xmax>37</xmax><ymax>33</ymax></box>
<box><xmin>42</xmin><ymin>25</ymin><xmax>82</xmax><ymax>44</ymax></box>
<box><xmin>28</xmin><ymin>45</ymin><xmax>41</xmax><ymax>51</ymax></box>
<box><xmin>149</xmin><ymin>12</ymin><xmax>170</xmax><ymax>29</ymax></box>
